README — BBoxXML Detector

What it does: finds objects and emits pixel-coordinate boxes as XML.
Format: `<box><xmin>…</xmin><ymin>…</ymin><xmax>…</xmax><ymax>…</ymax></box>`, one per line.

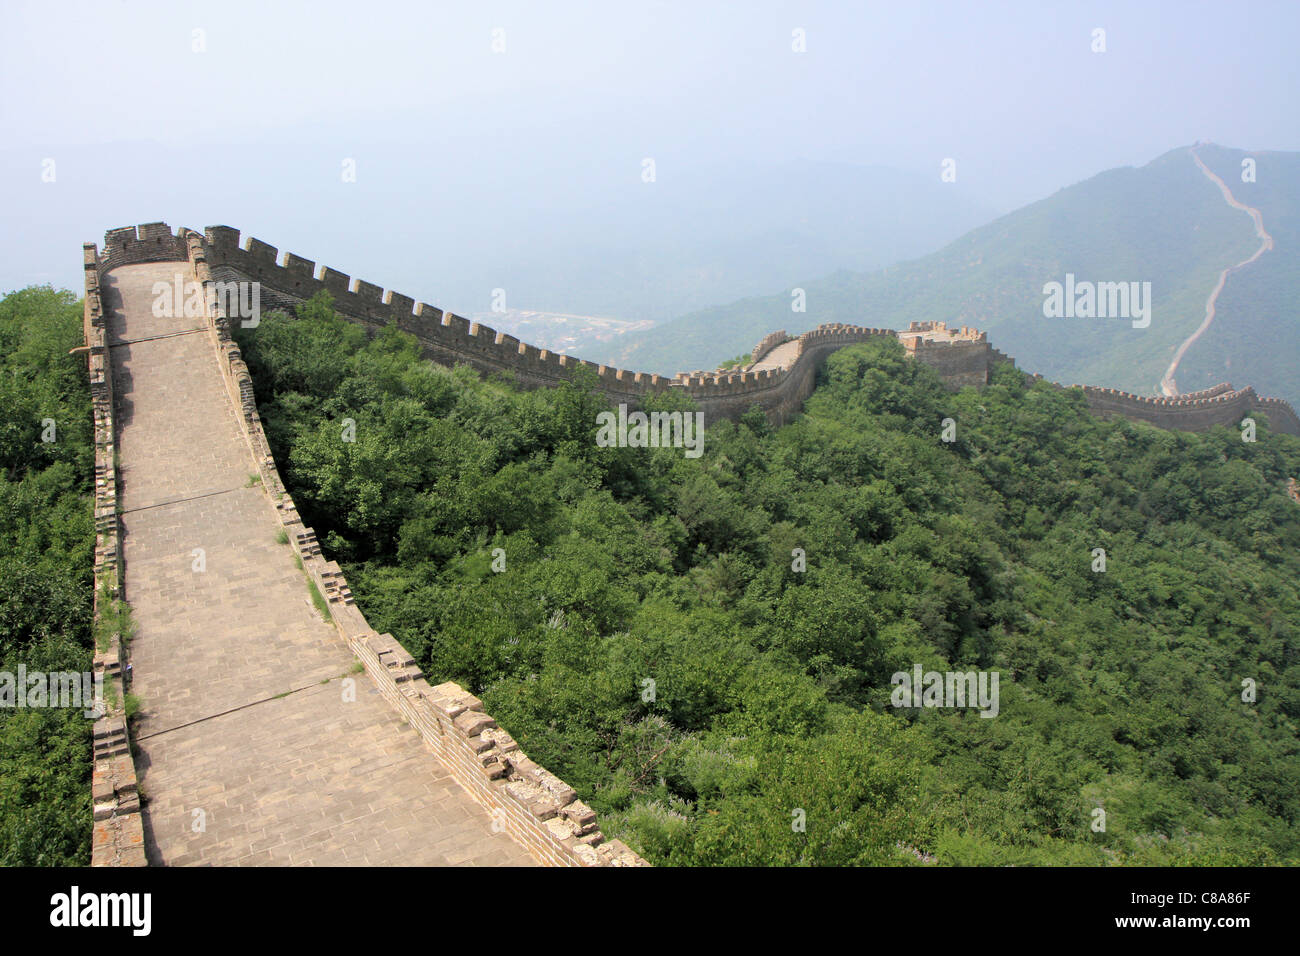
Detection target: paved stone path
<box><xmin>106</xmin><ymin>262</ymin><xmax>534</xmax><ymax>866</ymax></box>
<box><xmin>751</xmin><ymin>339</ymin><xmax>801</xmax><ymax>372</ymax></box>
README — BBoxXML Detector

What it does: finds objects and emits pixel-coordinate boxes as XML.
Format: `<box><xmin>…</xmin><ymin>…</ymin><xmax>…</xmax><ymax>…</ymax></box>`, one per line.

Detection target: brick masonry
<box><xmin>84</xmin><ymin>225</ymin><xmax>647</xmax><ymax>867</ymax></box>
<box><xmin>183</xmin><ymin>227</ymin><xmax>1300</xmax><ymax>436</ymax></box>
<box><xmin>85</xmin><ymin>244</ymin><xmax>147</xmax><ymax>866</ymax></box>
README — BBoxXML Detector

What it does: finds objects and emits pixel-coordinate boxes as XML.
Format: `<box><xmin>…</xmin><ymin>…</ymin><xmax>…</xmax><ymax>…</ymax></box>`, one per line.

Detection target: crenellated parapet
<box><xmin>1171</xmin><ymin>382</ymin><xmax>1237</xmax><ymax>401</ymax></box>
<box><xmin>96</xmin><ymin>223</ymin><xmax>1300</xmax><ymax>439</ymax></box>
<box><xmin>195</xmin><ymin>226</ymin><xmax>673</xmax><ymax>403</ymax></box>
<box><xmin>178</xmin><ymin>228</ymin><xmax>647</xmax><ymax>867</ymax></box>
<box><xmin>97</xmin><ymin>225</ymin><xmax>995</xmax><ymax>424</ymax></box>
<box><xmin>100</xmin><ymin>223</ymin><xmax>188</xmax><ymax>272</ymax></box>
<box><xmin>83</xmin><ymin>244</ymin><xmax>147</xmax><ymax>867</ymax></box>
<box><xmin>1252</xmin><ymin>396</ymin><xmax>1300</xmax><ymax>433</ymax></box>
<box><xmin>1071</xmin><ymin>382</ymin><xmax>1300</xmax><ymax>435</ymax></box>
<box><xmin>748</xmin><ymin>329</ymin><xmax>791</xmax><ymax>368</ymax></box>
<box><xmin>87</xmin><ymin>221</ymin><xmax>1297</xmax><ymax>867</ymax></box>
<box><xmin>344</xmin><ymin>635</ymin><xmax>646</xmax><ymax>866</ymax></box>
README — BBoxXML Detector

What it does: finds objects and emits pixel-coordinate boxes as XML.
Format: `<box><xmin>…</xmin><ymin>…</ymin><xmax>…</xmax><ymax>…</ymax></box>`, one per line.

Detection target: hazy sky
<box><xmin>3</xmin><ymin>0</ymin><xmax>1298</xmax><ymax>305</ymax></box>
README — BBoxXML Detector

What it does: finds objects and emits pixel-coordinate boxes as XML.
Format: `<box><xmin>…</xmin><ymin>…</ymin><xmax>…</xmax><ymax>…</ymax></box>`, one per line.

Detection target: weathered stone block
<box><xmin>453</xmin><ymin>710</ymin><xmax>496</xmax><ymax>737</ymax></box>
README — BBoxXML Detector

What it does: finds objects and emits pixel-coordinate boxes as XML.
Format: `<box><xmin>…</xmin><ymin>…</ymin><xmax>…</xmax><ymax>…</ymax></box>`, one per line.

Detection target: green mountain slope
<box><xmin>236</xmin><ymin>300</ymin><xmax>1300</xmax><ymax>865</ymax></box>
<box><xmin>604</xmin><ymin>146</ymin><xmax>1292</xmax><ymax>401</ymax></box>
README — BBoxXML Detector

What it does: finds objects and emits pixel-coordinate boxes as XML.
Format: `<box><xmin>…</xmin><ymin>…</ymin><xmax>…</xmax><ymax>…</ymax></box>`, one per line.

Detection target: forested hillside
<box><xmin>607</xmin><ymin>146</ymin><xmax>1293</xmax><ymax>403</ymax></box>
<box><xmin>236</xmin><ymin>293</ymin><xmax>1300</xmax><ymax>866</ymax></box>
<box><xmin>0</xmin><ymin>287</ymin><xmax>95</xmax><ymax>865</ymax></box>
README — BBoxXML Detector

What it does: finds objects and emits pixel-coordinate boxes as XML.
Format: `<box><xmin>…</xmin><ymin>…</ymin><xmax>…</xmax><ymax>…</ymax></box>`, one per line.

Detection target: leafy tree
<box><xmin>0</xmin><ymin>286</ymin><xmax>94</xmax><ymax>865</ymax></box>
<box><xmin>237</xmin><ymin>300</ymin><xmax>1300</xmax><ymax>866</ymax></box>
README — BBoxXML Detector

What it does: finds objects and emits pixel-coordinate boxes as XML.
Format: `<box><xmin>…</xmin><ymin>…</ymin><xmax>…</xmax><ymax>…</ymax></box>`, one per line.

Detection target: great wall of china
<box><xmin>86</xmin><ymin>224</ymin><xmax>645</xmax><ymax>867</ymax></box>
<box><xmin>83</xmin><ymin>222</ymin><xmax>1300</xmax><ymax>868</ymax></box>
<box><xmin>179</xmin><ymin>223</ymin><xmax>1300</xmax><ymax>436</ymax></box>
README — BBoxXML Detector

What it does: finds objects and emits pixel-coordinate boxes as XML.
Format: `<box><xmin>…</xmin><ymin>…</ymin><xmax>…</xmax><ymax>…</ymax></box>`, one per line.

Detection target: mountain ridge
<box><xmin>600</xmin><ymin>144</ymin><xmax>1297</xmax><ymax>405</ymax></box>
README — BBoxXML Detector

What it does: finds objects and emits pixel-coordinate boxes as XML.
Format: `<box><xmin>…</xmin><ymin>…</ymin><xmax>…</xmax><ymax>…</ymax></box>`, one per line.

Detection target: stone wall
<box><xmin>904</xmin><ymin>338</ymin><xmax>993</xmax><ymax>389</ymax></box>
<box><xmin>1075</xmin><ymin>383</ymin><xmax>1300</xmax><ymax>436</ymax></box>
<box><xmin>85</xmin><ymin>221</ymin><xmax>1300</xmax><ymax>864</ymax></box>
<box><xmin>100</xmin><ymin>223</ymin><xmax>188</xmax><ymax>272</ymax></box>
<box><xmin>199</xmin><ymin>226</ymin><xmax>672</xmax><ymax>407</ymax></box>
<box><xmin>900</xmin><ymin>322</ymin><xmax>996</xmax><ymax>389</ymax></box>
<box><xmin>182</xmin><ymin>229</ymin><xmax>646</xmax><ymax>867</ymax></box>
<box><xmin>192</xmin><ymin>227</ymin><xmax>886</xmax><ymax>426</ymax></box>
<box><xmin>84</xmin><ymin>244</ymin><xmax>147</xmax><ymax>866</ymax></box>
<box><xmin>189</xmin><ymin>224</ymin><xmax>1300</xmax><ymax>437</ymax></box>
<box><xmin>748</xmin><ymin>329</ymin><xmax>790</xmax><ymax>368</ymax></box>
<box><xmin>1253</xmin><ymin>397</ymin><xmax>1300</xmax><ymax>436</ymax></box>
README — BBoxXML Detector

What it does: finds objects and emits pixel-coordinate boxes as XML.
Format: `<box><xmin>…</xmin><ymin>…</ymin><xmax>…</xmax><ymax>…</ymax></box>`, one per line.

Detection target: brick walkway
<box><xmin>750</xmin><ymin>339</ymin><xmax>800</xmax><ymax>372</ymax></box>
<box><xmin>105</xmin><ymin>262</ymin><xmax>534</xmax><ymax>866</ymax></box>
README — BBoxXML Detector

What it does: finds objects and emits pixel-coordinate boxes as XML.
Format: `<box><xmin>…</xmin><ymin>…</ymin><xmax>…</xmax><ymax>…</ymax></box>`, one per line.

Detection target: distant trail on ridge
<box><xmin>1160</xmin><ymin>147</ymin><xmax>1274</xmax><ymax>396</ymax></box>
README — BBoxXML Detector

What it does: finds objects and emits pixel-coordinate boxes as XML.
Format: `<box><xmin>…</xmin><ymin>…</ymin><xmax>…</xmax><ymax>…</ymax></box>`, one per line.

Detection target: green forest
<box><xmin>0</xmin><ymin>287</ymin><xmax>95</xmax><ymax>865</ymax></box>
<box><xmin>3</xmin><ymin>279</ymin><xmax>1297</xmax><ymax>867</ymax></box>
<box><xmin>231</xmin><ymin>292</ymin><xmax>1300</xmax><ymax>866</ymax></box>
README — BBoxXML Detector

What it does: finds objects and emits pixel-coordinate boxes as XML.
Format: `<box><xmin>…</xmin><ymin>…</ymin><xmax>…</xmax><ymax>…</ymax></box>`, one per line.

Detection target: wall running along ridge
<box><xmin>85</xmin><ymin>224</ymin><xmax>646</xmax><ymax>866</ymax></box>
<box><xmin>83</xmin><ymin>221</ymin><xmax>1300</xmax><ymax>858</ymax></box>
<box><xmin>84</xmin><ymin>243</ymin><xmax>147</xmax><ymax>866</ymax></box>
<box><xmin>181</xmin><ymin>226</ymin><xmax>1300</xmax><ymax>436</ymax></box>
<box><xmin>1067</xmin><ymin>383</ymin><xmax>1300</xmax><ymax>435</ymax></box>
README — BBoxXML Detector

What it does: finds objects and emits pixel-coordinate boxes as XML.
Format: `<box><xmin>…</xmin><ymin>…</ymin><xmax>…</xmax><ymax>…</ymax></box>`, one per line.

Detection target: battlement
<box><xmin>100</xmin><ymin>222</ymin><xmax>188</xmax><ymax>271</ymax></box>
<box><xmin>1071</xmin><ymin>382</ymin><xmax>1300</xmax><ymax>435</ymax></box>
<box><xmin>81</xmin><ymin>243</ymin><xmax>146</xmax><ymax>866</ymax></box>
<box><xmin>901</xmin><ymin>320</ymin><xmax>988</xmax><ymax>345</ymax></box>
<box><xmin>93</xmin><ymin>223</ymin><xmax>1001</xmax><ymax>422</ymax></box>
<box><xmin>1173</xmin><ymin>382</ymin><xmax>1237</xmax><ymax>401</ymax></box>
<box><xmin>748</xmin><ymin>329</ymin><xmax>791</xmax><ymax>367</ymax></box>
<box><xmin>179</xmin><ymin>233</ymin><xmax>647</xmax><ymax>866</ymax></box>
<box><xmin>191</xmin><ymin>226</ymin><xmax>679</xmax><ymax>400</ymax></box>
<box><xmin>94</xmin><ymin>222</ymin><xmax>1300</xmax><ymax>437</ymax></box>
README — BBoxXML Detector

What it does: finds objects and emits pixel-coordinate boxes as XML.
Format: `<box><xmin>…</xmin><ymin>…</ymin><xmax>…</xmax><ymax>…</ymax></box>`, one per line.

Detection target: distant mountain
<box><xmin>604</xmin><ymin>145</ymin><xmax>1297</xmax><ymax>404</ymax></box>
